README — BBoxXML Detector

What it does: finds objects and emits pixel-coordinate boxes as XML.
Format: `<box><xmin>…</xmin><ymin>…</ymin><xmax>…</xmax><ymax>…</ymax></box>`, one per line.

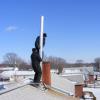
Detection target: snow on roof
<box><xmin>62</xmin><ymin>69</ymin><xmax>81</xmax><ymax>74</ymax></box>
<box><xmin>0</xmin><ymin>67</ymin><xmax>14</xmax><ymax>71</ymax></box>
<box><xmin>51</xmin><ymin>73</ymin><xmax>78</xmax><ymax>96</ymax></box>
<box><xmin>0</xmin><ymin>72</ymin><xmax>81</xmax><ymax>100</ymax></box>
<box><xmin>83</xmin><ymin>87</ymin><xmax>100</xmax><ymax>100</ymax></box>
<box><xmin>0</xmin><ymin>71</ymin><xmax>35</xmax><ymax>78</ymax></box>
<box><xmin>0</xmin><ymin>85</ymin><xmax>79</xmax><ymax>100</ymax></box>
<box><xmin>61</xmin><ymin>74</ymin><xmax>84</xmax><ymax>84</ymax></box>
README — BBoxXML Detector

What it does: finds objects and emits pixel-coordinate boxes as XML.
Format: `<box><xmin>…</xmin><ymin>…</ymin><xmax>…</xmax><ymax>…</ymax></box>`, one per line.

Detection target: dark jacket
<box><xmin>31</xmin><ymin>50</ymin><xmax>42</xmax><ymax>66</ymax></box>
<box><xmin>35</xmin><ymin>36</ymin><xmax>46</xmax><ymax>50</ymax></box>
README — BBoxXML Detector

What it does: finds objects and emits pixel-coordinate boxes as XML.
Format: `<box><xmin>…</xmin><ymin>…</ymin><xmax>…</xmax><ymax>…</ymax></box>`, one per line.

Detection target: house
<box><xmin>0</xmin><ymin>70</ymin><xmax>34</xmax><ymax>82</ymax></box>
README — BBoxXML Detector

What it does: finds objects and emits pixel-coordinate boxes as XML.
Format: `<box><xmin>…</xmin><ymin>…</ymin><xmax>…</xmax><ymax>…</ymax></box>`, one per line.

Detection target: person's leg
<box><xmin>33</xmin><ymin>67</ymin><xmax>42</xmax><ymax>87</ymax></box>
<box><xmin>35</xmin><ymin>64</ymin><xmax>42</xmax><ymax>83</ymax></box>
<box><xmin>34</xmin><ymin>73</ymin><xmax>37</xmax><ymax>83</ymax></box>
<box><xmin>32</xmin><ymin>65</ymin><xmax>38</xmax><ymax>83</ymax></box>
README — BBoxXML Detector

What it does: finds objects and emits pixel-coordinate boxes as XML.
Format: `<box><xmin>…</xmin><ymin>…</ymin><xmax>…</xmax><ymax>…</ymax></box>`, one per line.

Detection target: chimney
<box><xmin>88</xmin><ymin>74</ymin><xmax>94</xmax><ymax>84</ymax></box>
<box><xmin>75</xmin><ymin>84</ymin><xmax>83</xmax><ymax>97</ymax></box>
<box><xmin>42</xmin><ymin>62</ymin><xmax>51</xmax><ymax>85</ymax></box>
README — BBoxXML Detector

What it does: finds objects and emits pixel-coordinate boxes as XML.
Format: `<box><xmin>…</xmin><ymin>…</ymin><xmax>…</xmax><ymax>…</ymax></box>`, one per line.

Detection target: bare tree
<box><xmin>75</xmin><ymin>59</ymin><xmax>84</xmax><ymax>67</ymax></box>
<box><xmin>47</xmin><ymin>56</ymin><xmax>67</xmax><ymax>74</ymax></box>
<box><xmin>3</xmin><ymin>53</ymin><xmax>26</xmax><ymax>68</ymax></box>
<box><xmin>94</xmin><ymin>57</ymin><xmax>100</xmax><ymax>72</ymax></box>
<box><xmin>95</xmin><ymin>58</ymin><xmax>100</xmax><ymax>63</ymax></box>
<box><xmin>76</xmin><ymin>59</ymin><xmax>84</xmax><ymax>63</ymax></box>
<box><xmin>3</xmin><ymin>53</ymin><xmax>17</xmax><ymax>67</ymax></box>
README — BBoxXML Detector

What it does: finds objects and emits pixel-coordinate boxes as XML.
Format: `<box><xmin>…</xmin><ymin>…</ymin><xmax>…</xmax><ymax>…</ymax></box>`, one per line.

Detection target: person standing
<box><xmin>31</xmin><ymin>48</ymin><xmax>42</xmax><ymax>86</ymax></box>
<box><xmin>35</xmin><ymin>33</ymin><xmax>47</xmax><ymax>53</ymax></box>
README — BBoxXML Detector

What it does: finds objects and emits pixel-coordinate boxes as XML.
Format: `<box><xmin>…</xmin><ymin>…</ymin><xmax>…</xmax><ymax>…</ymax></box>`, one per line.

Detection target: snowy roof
<box><xmin>0</xmin><ymin>84</ymin><xmax>79</xmax><ymax>100</ymax></box>
<box><xmin>0</xmin><ymin>67</ymin><xmax>14</xmax><ymax>71</ymax></box>
<box><xmin>51</xmin><ymin>73</ymin><xmax>80</xmax><ymax>95</ymax></box>
<box><xmin>61</xmin><ymin>74</ymin><xmax>84</xmax><ymax>84</ymax></box>
<box><xmin>0</xmin><ymin>71</ymin><xmax>35</xmax><ymax>78</ymax></box>
<box><xmin>83</xmin><ymin>87</ymin><xmax>100</xmax><ymax>100</ymax></box>
<box><xmin>0</xmin><ymin>73</ymin><xmax>81</xmax><ymax>100</ymax></box>
<box><xmin>62</xmin><ymin>69</ymin><xmax>81</xmax><ymax>74</ymax></box>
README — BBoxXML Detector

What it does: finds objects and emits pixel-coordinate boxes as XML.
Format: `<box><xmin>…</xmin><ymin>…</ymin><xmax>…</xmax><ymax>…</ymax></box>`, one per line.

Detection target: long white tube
<box><xmin>40</xmin><ymin>16</ymin><xmax>44</xmax><ymax>68</ymax></box>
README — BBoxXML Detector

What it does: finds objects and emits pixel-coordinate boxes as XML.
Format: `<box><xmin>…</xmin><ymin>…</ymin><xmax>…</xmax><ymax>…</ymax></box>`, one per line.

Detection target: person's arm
<box><xmin>43</xmin><ymin>37</ymin><xmax>46</xmax><ymax>47</ymax></box>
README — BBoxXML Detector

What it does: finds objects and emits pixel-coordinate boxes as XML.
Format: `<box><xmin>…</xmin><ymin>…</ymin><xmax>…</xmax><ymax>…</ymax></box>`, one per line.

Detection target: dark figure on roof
<box><xmin>31</xmin><ymin>48</ymin><xmax>42</xmax><ymax>86</ymax></box>
<box><xmin>35</xmin><ymin>33</ymin><xmax>47</xmax><ymax>53</ymax></box>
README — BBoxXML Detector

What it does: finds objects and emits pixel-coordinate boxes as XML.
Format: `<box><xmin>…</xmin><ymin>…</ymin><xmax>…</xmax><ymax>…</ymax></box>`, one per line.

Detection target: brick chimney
<box><xmin>75</xmin><ymin>84</ymin><xmax>83</xmax><ymax>97</ymax></box>
<box><xmin>88</xmin><ymin>74</ymin><xmax>94</xmax><ymax>84</ymax></box>
<box><xmin>42</xmin><ymin>62</ymin><xmax>51</xmax><ymax>85</ymax></box>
